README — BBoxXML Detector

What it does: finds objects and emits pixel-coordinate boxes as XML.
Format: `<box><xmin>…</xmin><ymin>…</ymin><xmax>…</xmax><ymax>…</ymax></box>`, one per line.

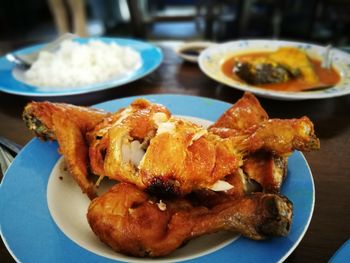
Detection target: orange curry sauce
<box><xmin>221</xmin><ymin>52</ymin><xmax>340</xmax><ymax>92</ymax></box>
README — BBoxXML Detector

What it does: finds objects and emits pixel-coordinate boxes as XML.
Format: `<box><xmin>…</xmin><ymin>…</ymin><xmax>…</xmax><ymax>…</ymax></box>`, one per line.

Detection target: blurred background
<box><xmin>0</xmin><ymin>0</ymin><xmax>349</xmax><ymax>53</ymax></box>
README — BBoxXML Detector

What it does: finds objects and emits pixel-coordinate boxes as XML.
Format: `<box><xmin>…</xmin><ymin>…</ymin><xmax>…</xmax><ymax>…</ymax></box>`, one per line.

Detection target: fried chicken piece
<box><xmin>208</xmin><ymin>93</ymin><xmax>287</xmax><ymax>194</ymax></box>
<box><xmin>23</xmin><ymin>101</ymin><xmax>110</xmax><ymax>199</ymax></box>
<box><xmin>221</xmin><ymin>152</ymin><xmax>288</xmax><ymax>196</ymax></box>
<box><xmin>89</xmin><ymin>102</ymin><xmax>318</xmax><ymax>196</ymax></box>
<box><xmin>224</xmin><ymin>115</ymin><xmax>319</xmax><ymax>194</ymax></box>
<box><xmin>242</xmin><ymin>152</ymin><xmax>287</xmax><ymax>193</ymax></box>
<box><xmin>152</xmin><ymin>116</ymin><xmax>318</xmax><ymax>195</ymax></box>
<box><xmin>209</xmin><ymin>94</ymin><xmax>319</xmax><ymax>193</ymax></box>
<box><xmin>239</xmin><ymin>116</ymin><xmax>320</xmax><ymax>155</ymax></box>
<box><xmin>87</xmin><ymin>183</ymin><xmax>293</xmax><ymax>257</ymax></box>
<box><xmin>210</xmin><ymin>93</ymin><xmax>292</xmax><ymax>194</ymax></box>
<box><xmin>138</xmin><ymin>118</ymin><xmax>242</xmax><ymax>196</ymax></box>
<box><xmin>89</xmin><ymin>114</ymin><xmax>242</xmax><ymax>196</ymax></box>
<box><xmin>23</xmin><ymin>95</ymin><xmax>319</xmax><ymax>198</ymax></box>
<box><xmin>23</xmin><ymin>101</ymin><xmax>109</xmax><ymax>140</ymax></box>
<box><xmin>209</xmin><ymin>92</ymin><xmax>269</xmax><ymax>137</ymax></box>
<box><xmin>23</xmin><ymin>99</ymin><xmax>171</xmax><ymax>199</ymax></box>
<box><xmin>88</xmin><ymin>98</ymin><xmax>171</xmax><ymax>185</ymax></box>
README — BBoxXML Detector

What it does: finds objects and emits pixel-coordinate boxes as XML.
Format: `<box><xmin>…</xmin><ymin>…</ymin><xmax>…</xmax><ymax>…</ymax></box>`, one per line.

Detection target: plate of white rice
<box><xmin>0</xmin><ymin>38</ymin><xmax>163</xmax><ymax>96</ymax></box>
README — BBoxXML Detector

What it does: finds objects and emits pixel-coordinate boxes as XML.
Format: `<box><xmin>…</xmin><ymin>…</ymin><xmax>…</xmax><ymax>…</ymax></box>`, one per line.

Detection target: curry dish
<box><xmin>222</xmin><ymin>47</ymin><xmax>340</xmax><ymax>92</ymax></box>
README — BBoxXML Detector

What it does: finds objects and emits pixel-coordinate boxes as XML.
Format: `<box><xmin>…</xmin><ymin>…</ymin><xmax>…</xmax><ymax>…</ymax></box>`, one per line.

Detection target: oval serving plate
<box><xmin>0</xmin><ymin>38</ymin><xmax>163</xmax><ymax>97</ymax></box>
<box><xmin>0</xmin><ymin>94</ymin><xmax>314</xmax><ymax>262</ymax></box>
<box><xmin>198</xmin><ymin>39</ymin><xmax>350</xmax><ymax>100</ymax></box>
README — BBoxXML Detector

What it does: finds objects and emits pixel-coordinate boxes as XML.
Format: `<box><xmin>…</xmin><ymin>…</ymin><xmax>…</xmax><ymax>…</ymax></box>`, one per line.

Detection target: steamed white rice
<box><xmin>24</xmin><ymin>40</ymin><xmax>141</xmax><ymax>89</ymax></box>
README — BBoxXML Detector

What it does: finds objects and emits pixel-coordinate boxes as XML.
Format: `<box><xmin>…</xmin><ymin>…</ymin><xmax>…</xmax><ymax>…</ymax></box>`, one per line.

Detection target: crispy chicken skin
<box><xmin>23</xmin><ymin>94</ymin><xmax>319</xmax><ymax>198</ymax></box>
<box><xmin>88</xmin><ymin>98</ymin><xmax>171</xmax><ymax>186</ymax></box>
<box><xmin>23</xmin><ymin>101</ymin><xmax>110</xmax><ymax>141</ymax></box>
<box><xmin>23</xmin><ymin>102</ymin><xmax>110</xmax><ymax>199</ymax></box>
<box><xmin>23</xmin><ymin>99</ymin><xmax>171</xmax><ymax>199</ymax></box>
<box><xmin>209</xmin><ymin>92</ymin><xmax>269</xmax><ymax>136</ymax></box>
<box><xmin>239</xmin><ymin>116</ymin><xmax>320</xmax><ymax>155</ymax></box>
<box><xmin>92</xmin><ymin>114</ymin><xmax>318</xmax><ymax>196</ymax></box>
<box><xmin>139</xmin><ymin>118</ymin><xmax>242</xmax><ymax>196</ymax></box>
<box><xmin>209</xmin><ymin>93</ymin><xmax>287</xmax><ymax>194</ymax></box>
<box><xmin>87</xmin><ymin>183</ymin><xmax>293</xmax><ymax>257</ymax></box>
<box><xmin>242</xmin><ymin>152</ymin><xmax>287</xmax><ymax>193</ymax></box>
<box><xmin>208</xmin><ymin>93</ymin><xmax>319</xmax><ymax>194</ymax></box>
<box><xmin>228</xmin><ymin>116</ymin><xmax>319</xmax><ymax>194</ymax></box>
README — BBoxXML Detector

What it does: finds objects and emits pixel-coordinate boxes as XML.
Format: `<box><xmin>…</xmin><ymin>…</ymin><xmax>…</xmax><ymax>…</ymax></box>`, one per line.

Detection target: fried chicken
<box><xmin>86</xmin><ymin>94</ymin><xmax>317</xmax><ymax>197</ymax></box>
<box><xmin>22</xmin><ymin>92</ymin><xmax>320</xmax><ymax>258</ymax></box>
<box><xmin>87</xmin><ymin>183</ymin><xmax>293</xmax><ymax>257</ymax></box>
<box><xmin>23</xmin><ymin>93</ymin><xmax>320</xmax><ymax>198</ymax></box>
<box><xmin>209</xmin><ymin>92</ymin><xmax>269</xmax><ymax>136</ymax></box>
<box><xmin>23</xmin><ymin>101</ymin><xmax>110</xmax><ymax>141</ymax></box>
<box><xmin>23</xmin><ymin>99</ymin><xmax>171</xmax><ymax>199</ymax></box>
<box><xmin>242</xmin><ymin>152</ymin><xmax>287</xmax><ymax>193</ymax></box>
<box><xmin>209</xmin><ymin>93</ymin><xmax>288</xmax><ymax>194</ymax></box>
<box><xmin>23</xmin><ymin>101</ymin><xmax>110</xmax><ymax>199</ymax></box>
<box><xmin>87</xmin><ymin>98</ymin><xmax>171</xmax><ymax>187</ymax></box>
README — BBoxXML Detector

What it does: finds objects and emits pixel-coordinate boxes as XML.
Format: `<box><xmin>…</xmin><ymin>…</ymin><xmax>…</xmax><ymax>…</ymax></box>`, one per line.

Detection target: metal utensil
<box><xmin>6</xmin><ymin>33</ymin><xmax>78</xmax><ymax>69</ymax></box>
<box><xmin>0</xmin><ymin>136</ymin><xmax>22</xmax><ymax>155</ymax></box>
<box><xmin>6</xmin><ymin>53</ymin><xmax>32</xmax><ymax>69</ymax></box>
<box><xmin>321</xmin><ymin>44</ymin><xmax>332</xmax><ymax>69</ymax></box>
<box><xmin>0</xmin><ymin>146</ymin><xmax>14</xmax><ymax>177</ymax></box>
<box><xmin>0</xmin><ymin>137</ymin><xmax>22</xmax><ymax>179</ymax></box>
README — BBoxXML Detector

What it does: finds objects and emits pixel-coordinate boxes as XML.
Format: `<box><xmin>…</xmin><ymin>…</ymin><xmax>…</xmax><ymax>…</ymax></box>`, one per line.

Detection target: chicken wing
<box><xmin>23</xmin><ymin>101</ymin><xmax>110</xmax><ymax>199</ymax></box>
<box><xmin>23</xmin><ymin>99</ymin><xmax>171</xmax><ymax>199</ymax></box>
<box><xmin>239</xmin><ymin>116</ymin><xmax>320</xmax><ymax>155</ymax></box>
<box><xmin>23</xmin><ymin>101</ymin><xmax>110</xmax><ymax>141</ymax></box>
<box><xmin>208</xmin><ymin>93</ymin><xmax>287</xmax><ymax>194</ymax></box>
<box><xmin>209</xmin><ymin>92</ymin><xmax>268</xmax><ymax>136</ymax></box>
<box><xmin>224</xmin><ymin>116</ymin><xmax>318</xmax><ymax>195</ymax></box>
<box><xmin>87</xmin><ymin>183</ymin><xmax>293</xmax><ymax>257</ymax></box>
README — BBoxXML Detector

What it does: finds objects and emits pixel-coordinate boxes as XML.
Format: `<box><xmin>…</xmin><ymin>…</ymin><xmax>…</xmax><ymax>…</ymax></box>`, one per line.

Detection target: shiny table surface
<box><xmin>1</xmin><ymin>41</ymin><xmax>350</xmax><ymax>263</ymax></box>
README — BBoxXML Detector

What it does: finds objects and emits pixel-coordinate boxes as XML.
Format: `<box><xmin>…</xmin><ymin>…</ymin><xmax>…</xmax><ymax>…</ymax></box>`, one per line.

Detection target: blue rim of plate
<box><xmin>0</xmin><ymin>94</ymin><xmax>314</xmax><ymax>263</ymax></box>
<box><xmin>329</xmin><ymin>239</ymin><xmax>350</xmax><ymax>263</ymax></box>
<box><xmin>199</xmin><ymin>39</ymin><xmax>350</xmax><ymax>100</ymax></box>
<box><xmin>0</xmin><ymin>37</ymin><xmax>163</xmax><ymax>97</ymax></box>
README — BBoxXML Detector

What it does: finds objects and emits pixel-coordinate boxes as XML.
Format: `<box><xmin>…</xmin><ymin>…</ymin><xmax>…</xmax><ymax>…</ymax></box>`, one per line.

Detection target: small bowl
<box><xmin>176</xmin><ymin>41</ymin><xmax>215</xmax><ymax>63</ymax></box>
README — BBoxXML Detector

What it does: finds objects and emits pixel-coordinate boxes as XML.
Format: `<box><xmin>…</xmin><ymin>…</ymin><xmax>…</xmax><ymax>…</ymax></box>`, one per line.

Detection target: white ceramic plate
<box><xmin>198</xmin><ymin>39</ymin><xmax>350</xmax><ymax>100</ymax></box>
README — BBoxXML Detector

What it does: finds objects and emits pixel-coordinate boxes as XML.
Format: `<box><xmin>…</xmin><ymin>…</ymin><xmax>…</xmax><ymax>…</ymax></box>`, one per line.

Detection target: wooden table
<box><xmin>1</xmin><ymin>42</ymin><xmax>350</xmax><ymax>263</ymax></box>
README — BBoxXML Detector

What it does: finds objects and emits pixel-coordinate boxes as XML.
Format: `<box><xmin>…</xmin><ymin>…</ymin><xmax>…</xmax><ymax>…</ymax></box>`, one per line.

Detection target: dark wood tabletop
<box><xmin>1</xmin><ymin>42</ymin><xmax>350</xmax><ymax>263</ymax></box>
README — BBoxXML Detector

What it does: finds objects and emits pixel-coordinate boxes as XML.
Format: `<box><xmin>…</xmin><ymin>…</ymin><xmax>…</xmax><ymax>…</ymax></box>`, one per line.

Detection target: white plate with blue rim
<box><xmin>198</xmin><ymin>39</ymin><xmax>350</xmax><ymax>100</ymax></box>
<box><xmin>0</xmin><ymin>37</ymin><xmax>163</xmax><ymax>97</ymax></box>
<box><xmin>0</xmin><ymin>94</ymin><xmax>314</xmax><ymax>262</ymax></box>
